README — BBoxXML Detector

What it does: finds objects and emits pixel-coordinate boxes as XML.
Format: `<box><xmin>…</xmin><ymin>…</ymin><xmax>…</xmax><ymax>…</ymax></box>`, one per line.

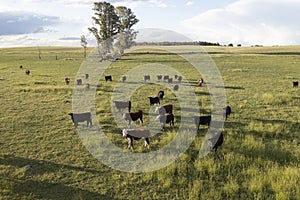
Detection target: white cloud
<box><xmin>181</xmin><ymin>0</ymin><xmax>300</xmax><ymax>45</ymax></box>
<box><xmin>112</xmin><ymin>0</ymin><xmax>167</xmax><ymax>8</ymax></box>
<box><xmin>186</xmin><ymin>1</ymin><xmax>194</xmax><ymax>7</ymax></box>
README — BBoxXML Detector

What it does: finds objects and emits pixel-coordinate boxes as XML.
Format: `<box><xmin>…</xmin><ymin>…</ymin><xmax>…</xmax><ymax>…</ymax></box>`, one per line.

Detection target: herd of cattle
<box><xmin>67</xmin><ymin>72</ymin><xmax>234</xmax><ymax>151</ymax></box>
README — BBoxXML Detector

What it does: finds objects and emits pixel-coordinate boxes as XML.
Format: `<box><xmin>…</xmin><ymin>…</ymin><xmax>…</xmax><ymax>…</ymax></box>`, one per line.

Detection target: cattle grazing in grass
<box><xmin>208</xmin><ymin>131</ymin><xmax>224</xmax><ymax>152</ymax></box>
<box><xmin>155</xmin><ymin>104</ymin><xmax>173</xmax><ymax>115</ymax></box>
<box><xmin>156</xmin><ymin>113</ymin><xmax>174</xmax><ymax>130</ymax></box>
<box><xmin>65</xmin><ymin>78</ymin><xmax>70</xmax><ymax>85</ymax></box>
<box><xmin>157</xmin><ymin>90</ymin><xmax>164</xmax><ymax>100</ymax></box>
<box><xmin>122</xmin><ymin>76</ymin><xmax>126</xmax><ymax>82</ymax></box>
<box><xmin>173</xmin><ymin>84</ymin><xmax>179</xmax><ymax>91</ymax></box>
<box><xmin>113</xmin><ymin>100</ymin><xmax>131</xmax><ymax>112</ymax></box>
<box><xmin>105</xmin><ymin>75</ymin><xmax>112</xmax><ymax>82</ymax></box>
<box><xmin>157</xmin><ymin>75</ymin><xmax>162</xmax><ymax>81</ymax></box>
<box><xmin>68</xmin><ymin>112</ymin><xmax>92</xmax><ymax>127</ymax></box>
<box><xmin>122</xmin><ymin>129</ymin><xmax>150</xmax><ymax>149</ymax></box>
<box><xmin>144</xmin><ymin>75</ymin><xmax>150</xmax><ymax>82</ymax></box>
<box><xmin>76</xmin><ymin>79</ymin><xmax>82</xmax><ymax>85</ymax></box>
<box><xmin>223</xmin><ymin>106</ymin><xmax>231</xmax><ymax>119</ymax></box>
<box><xmin>293</xmin><ymin>81</ymin><xmax>299</xmax><ymax>87</ymax></box>
<box><xmin>198</xmin><ymin>78</ymin><xmax>204</xmax><ymax>87</ymax></box>
<box><xmin>123</xmin><ymin>110</ymin><xmax>143</xmax><ymax>128</ymax></box>
<box><xmin>85</xmin><ymin>74</ymin><xmax>89</xmax><ymax>79</ymax></box>
<box><xmin>25</xmin><ymin>69</ymin><xmax>30</xmax><ymax>75</ymax></box>
<box><xmin>148</xmin><ymin>96</ymin><xmax>160</xmax><ymax>105</ymax></box>
<box><xmin>177</xmin><ymin>76</ymin><xmax>182</xmax><ymax>82</ymax></box>
<box><xmin>193</xmin><ymin>115</ymin><xmax>211</xmax><ymax>130</ymax></box>
<box><xmin>163</xmin><ymin>75</ymin><xmax>169</xmax><ymax>82</ymax></box>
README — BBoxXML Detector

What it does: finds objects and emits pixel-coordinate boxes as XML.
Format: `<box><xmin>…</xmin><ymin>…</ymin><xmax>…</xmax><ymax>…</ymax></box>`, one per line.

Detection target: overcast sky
<box><xmin>0</xmin><ymin>0</ymin><xmax>299</xmax><ymax>47</ymax></box>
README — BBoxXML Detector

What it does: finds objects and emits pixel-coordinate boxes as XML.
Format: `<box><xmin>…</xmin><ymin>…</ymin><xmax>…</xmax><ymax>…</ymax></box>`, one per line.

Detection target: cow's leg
<box><xmin>145</xmin><ymin>138</ymin><xmax>150</xmax><ymax>148</ymax></box>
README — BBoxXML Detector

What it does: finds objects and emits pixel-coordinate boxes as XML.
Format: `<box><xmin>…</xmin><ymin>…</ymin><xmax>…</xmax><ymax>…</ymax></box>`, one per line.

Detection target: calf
<box><xmin>155</xmin><ymin>104</ymin><xmax>173</xmax><ymax>115</ymax></box>
<box><xmin>144</xmin><ymin>75</ymin><xmax>150</xmax><ymax>82</ymax></box>
<box><xmin>148</xmin><ymin>96</ymin><xmax>160</xmax><ymax>105</ymax></box>
<box><xmin>113</xmin><ymin>100</ymin><xmax>131</xmax><ymax>112</ymax></box>
<box><xmin>122</xmin><ymin>129</ymin><xmax>150</xmax><ymax>149</ymax></box>
<box><xmin>293</xmin><ymin>81</ymin><xmax>299</xmax><ymax>87</ymax></box>
<box><xmin>68</xmin><ymin>112</ymin><xmax>92</xmax><ymax>127</ymax></box>
<box><xmin>223</xmin><ymin>106</ymin><xmax>231</xmax><ymax>119</ymax></box>
<box><xmin>157</xmin><ymin>90</ymin><xmax>164</xmax><ymax>100</ymax></box>
<box><xmin>208</xmin><ymin>131</ymin><xmax>224</xmax><ymax>152</ymax></box>
<box><xmin>65</xmin><ymin>78</ymin><xmax>70</xmax><ymax>85</ymax></box>
<box><xmin>76</xmin><ymin>79</ymin><xmax>82</xmax><ymax>85</ymax></box>
<box><xmin>105</xmin><ymin>75</ymin><xmax>112</xmax><ymax>82</ymax></box>
<box><xmin>25</xmin><ymin>69</ymin><xmax>30</xmax><ymax>75</ymax></box>
<box><xmin>123</xmin><ymin>110</ymin><xmax>143</xmax><ymax>128</ymax></box>
<box><xmin>193</xmin><ymin>115</ymin><xmax>211</xmax><ymax>130</ymax></box>
<box><xmin>156</xmin><ymin>113</ymin><xmax>174</xmax><ymax>130</ymax></box>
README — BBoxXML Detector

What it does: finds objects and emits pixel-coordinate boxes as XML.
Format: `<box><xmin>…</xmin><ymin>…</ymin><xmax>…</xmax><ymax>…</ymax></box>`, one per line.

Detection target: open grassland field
<box><xmin>0</xmin><ymin>45</ymin><xmax>299</xmax><ymax>199</ymax></box>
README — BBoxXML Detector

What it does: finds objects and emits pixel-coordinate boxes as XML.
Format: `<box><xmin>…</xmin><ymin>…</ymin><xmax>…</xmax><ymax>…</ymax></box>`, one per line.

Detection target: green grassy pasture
<box><xmin>0</xmin><ymin>45</ymin><xmax>299</xmax><ymax>199</ymax></box>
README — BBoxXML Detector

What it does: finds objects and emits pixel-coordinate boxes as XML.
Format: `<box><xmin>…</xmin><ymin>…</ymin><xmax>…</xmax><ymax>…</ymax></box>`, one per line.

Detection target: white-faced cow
<box><xmin>68</xmin><ymin>112</ymin><xmax>92</xmax><ymax>127</ymax></box>
<box><xmin>113</xmin><ymin>100</ymin><xmax>131</xmax><ymax>112</ymax></box>
<box><xmin>25</xmin><ymin>69</ymin><xmax>30</xmax><ymax>75</ymax></box>
<box><xmin>192</xmin><ymin>115</ymin><xmax>211</xmax><ymax>131</ymax></box>
<box><xmin>65</xmin><ymin>78</ymin><xmax>70</xmax><ymax>85</ymax></box>
<box><xmin>122</xmin><ymin>129</ymin><xmax>150</xmax><ymax>149</ymax></box>
<box><xmin>123</xmin><ymin>110</ymin><xmax>143</xmax><ymax>128</ymax></box>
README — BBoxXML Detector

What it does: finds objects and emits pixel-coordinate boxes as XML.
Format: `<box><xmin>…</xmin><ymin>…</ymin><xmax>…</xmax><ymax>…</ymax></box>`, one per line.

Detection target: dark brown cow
<box><xmin>208</xmin><ymin>131</ymin><xmax>224</xmax><ymax>152</ymax></box>
<box><xmin>148</xmin><ymin>96</ymin><xmax>160</xmax><ymax>105</ymax></box>
<box><xmin>123</xmin><ymin>110</ymin><xmax>143</xmax><ymax>128</ymax></box>
<box><xmin>193</xmin><ymin>115</ymin><xmax>211</xmax><ymax>130</ymax></box>
<box><xmin>293</xmin><ymin>81</ymin><xmax>299</xmax><ymax>87</ymax></box>
<box><xmin>155</xmin><ymin>104</ymin><xmax>173</xmax><ymax>115</ymax></box>
<box><xmin>223</xmin><ymin>106</ymin><xmax>231</xmax><ymax>119</ymax></box>
<box><xmin>122</xmin><ymin>76</ymin><xmax>126</xmax><ymax>82</ymax></box>
<box><xmin>168</xmin><ymin>78</ymin><xmax>173</xmax><ymax>83</ymax></box>
<box><xmin>157</xmin><ymin>75</ymin><xmax>162</xmax><ymax>81</ymax></box>
<box><xmin>177</xmin><ymin>76</ymin><xmax>182</xmax><ymax>82</ymax></box>
<box><xmin>113</xmin><ymin>100</ymin><xmax>131</xmax><ymax>112</ymax></box>
<box><xmin>122</xmin><ymin>129</ymin><xmax>150</xmax><ymax>149</ymax></box>
<box><xmin>68</xmin><ymin>112</ymin><xmax>92</xmax><ymax>127</ymax></box>
<box><xmin>85</xmin><ymin>74</ymin><xmax>89</xmax><ymax>79</ymax></box>
<box><xmin>163</xmin><ymin>75</ymin><xmax>169</xmax><ymax>82</ymax></box>
<box><xmin>65</xmin><ymin>78</ymin><xmax>70</xmax><ymax>85</ymax></box>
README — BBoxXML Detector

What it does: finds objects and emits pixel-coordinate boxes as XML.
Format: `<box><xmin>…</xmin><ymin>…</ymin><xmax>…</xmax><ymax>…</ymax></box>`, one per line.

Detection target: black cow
<box><xmin>148</xmin><ymin>96</ymin><xmax>160</xmax><ymax>105</ymax></box>
<box><xmin>177</xmin><ymin>76</ymin><xmax>182</xmax><ymax>82</ymax></box>
<box><xmin>208</xmin><ymin>131</ymin><xmax>224</xmax><ymax>152</ymax></box>
<box><xmin>122</xmin><ymin>76</ymin><xmax>126</xmax><ymax>82</ymax></box>
<box><xmin>85</xmin><ymin>74</ymin><xmax>89</xmax><ymax>79</ymax></box>
<box><xmin>163</xmin><ymin>75</ymin><xmax>169</xmax><ymax>82</ymax></box>
<box><xmin>25</xmin><ymin>69</ymin><xmax>30</xmax><ymax>75</ymax></box>
<box><xmin>156</xmin><ymin>113</ymin><xmax>174</xmax><ymax>130</ymax></box>
<box><xmin>68</xmin><ymin>112</ymin><xmax>92</xmax><ymax>127</ymax></box>
<box><xmin>20</xmin><ymin>65</ymin><xmax>23</xmax><ymax>70</ymax></box>
<box><xmin>144</xmin><ymin>75</ymin><xmax>150</xmax><ymax>82</ymax></box>
<box><xmin>193</xmin><ymin>115</ymin><xmax>211</xmax><ymax>130</ymax></box>
<box><xmin>105</xmin><ymin>75</ymin><xmax>112</xmax><ymax>82</ymax></box>
<box><xmin>168</xmin><ymin>78</ymin><xmax>173</xmax><ymax>83</ymax></box>
<box><xmin>223</xmin><ymin>106</ymin><xmax>231</xmax><ymax>119</ymax></box>
<box><xmin>123</xmin><ymin>110</ymin><xmax>143</xmax><ymax>128</ymax></box>
<box><xmin>293</xmin><ymin>81</ymin><xmax>299</xmax><ymax>87</ymax></box>
<box><xmin>76</xmin><ymin>79</ymin><xmax>82</xmax><ymax>85</ymax></box>
<box><xmin>157</xmin><ymin>90</ymin><xmax>164</xmax><ymax>100</ymax></box>
<box><xmin>173</xmin><ymin>84</ymin><xmax>179</xmax><ymax>91</ymax></box>
<box><xmin>122</xmin><ymin>129</ymin><xmax>150</xmax><ymax>149</ymax></box>
<box><xmin>157</xmin><ymin>75</ymin><xmax>162</xmax><ymax>81</ymax></box>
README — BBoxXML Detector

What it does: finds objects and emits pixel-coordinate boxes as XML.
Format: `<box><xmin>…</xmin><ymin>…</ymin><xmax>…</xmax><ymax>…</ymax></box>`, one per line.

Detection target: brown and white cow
<box><xmin>123</xmin><ymin>110</ymin><xmax>143</xmax><ymax>128</ymax></box>
<box><xmin>122</xmin><ymin>129</ymin><xmax>150</xmax><ymax>149</ymax></box>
